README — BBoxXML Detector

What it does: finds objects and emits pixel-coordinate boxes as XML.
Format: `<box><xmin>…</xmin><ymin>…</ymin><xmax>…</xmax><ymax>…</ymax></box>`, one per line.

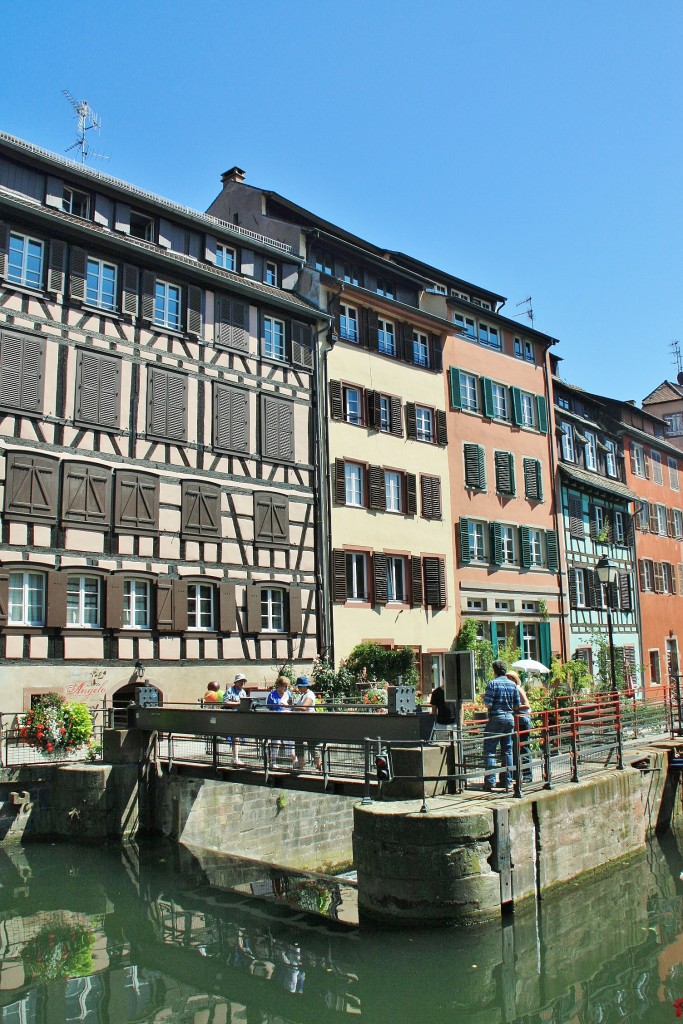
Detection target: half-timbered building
<box><xmin>0</xmin><ymin>133</ymin><xmax>321</xmax><ymax>711</ymax></box>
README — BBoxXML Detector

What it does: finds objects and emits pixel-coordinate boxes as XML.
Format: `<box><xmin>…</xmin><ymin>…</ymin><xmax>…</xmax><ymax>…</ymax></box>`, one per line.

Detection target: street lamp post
<box><xmin>595</xmin><ymin>555</ymin><xmax>618</xmax><ymax>692</ymax></box>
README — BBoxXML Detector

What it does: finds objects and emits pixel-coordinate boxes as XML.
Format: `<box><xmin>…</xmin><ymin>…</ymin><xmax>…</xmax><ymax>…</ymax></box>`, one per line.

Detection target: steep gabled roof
<box><xmin>642</xmin><ymin>380</ymin><xmax>683</xmax><ymax>405</ymax></box>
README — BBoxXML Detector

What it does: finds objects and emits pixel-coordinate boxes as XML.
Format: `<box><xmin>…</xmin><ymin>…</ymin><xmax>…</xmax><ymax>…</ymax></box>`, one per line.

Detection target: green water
<box><xmin>1</xmin><ymin>837</ymin><xmax>683</xmax><ymax>1024</ymax></box>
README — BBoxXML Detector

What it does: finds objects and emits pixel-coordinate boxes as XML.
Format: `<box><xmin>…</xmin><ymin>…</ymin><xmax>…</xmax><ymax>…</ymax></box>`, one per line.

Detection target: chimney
<box><xmin>221</xmin><ymin>166</ymin><xmax>246</xmax><ymax>186</ymax></box>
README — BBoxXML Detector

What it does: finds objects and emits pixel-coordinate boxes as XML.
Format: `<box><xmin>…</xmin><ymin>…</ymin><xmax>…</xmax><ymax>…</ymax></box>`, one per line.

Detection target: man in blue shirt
<box><xmin>483</xmin><ymin>659</ymin><xmax>520</xmax><ymax>792</ymax></box>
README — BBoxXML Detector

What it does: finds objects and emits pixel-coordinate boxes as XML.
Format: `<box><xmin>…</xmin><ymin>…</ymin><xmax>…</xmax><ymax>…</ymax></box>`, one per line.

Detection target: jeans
<box><xmin>483</xmin><ymin>713</ymin><xmax>515</xmax><ymax>788</ymax></box>
<box><xmin>517</xmin><ymin>714</ymin><xmax>532</xmax><ymax>782</ymax></box>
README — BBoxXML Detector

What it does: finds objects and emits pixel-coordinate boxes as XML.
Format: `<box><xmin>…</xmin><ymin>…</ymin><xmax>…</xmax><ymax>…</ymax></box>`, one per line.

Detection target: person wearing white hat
<box><xmin>223</xmin><ymin>673</ymin><xmax>248</xmax><ymax>766</ymax></box>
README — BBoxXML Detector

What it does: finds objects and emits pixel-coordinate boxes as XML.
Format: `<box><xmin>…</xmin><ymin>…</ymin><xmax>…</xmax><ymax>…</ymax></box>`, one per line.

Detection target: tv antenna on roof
<box><xmin>513</xmin><ymin>296</ymin><xmax>534</xmax><ymax>328</ymax></box>
<box><xmin>63</xmin><ymin>90</ymin><xmax>109</xmax><ymax>165</ymax></box>
<box><xmin>669</xmin><ymin>339</ymin><xmax>682</xmax><ymax>380</ymax></box>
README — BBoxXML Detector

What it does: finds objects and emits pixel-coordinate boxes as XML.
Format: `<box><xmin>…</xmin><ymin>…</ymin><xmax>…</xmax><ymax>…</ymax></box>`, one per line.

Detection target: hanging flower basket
<box><xmin>22</xmin><ymin>918</ymin><xmax>96</xmax><ymax>980</ymax></box>
<box><xmin>19</xmin><ymin>693</ymin><xmax>92</xmax><ymax>756</ymax></box>
<box><xmin>362</xmin><ymin>687</ymin><xmax>387</xmax><ymax>706</ymax></box>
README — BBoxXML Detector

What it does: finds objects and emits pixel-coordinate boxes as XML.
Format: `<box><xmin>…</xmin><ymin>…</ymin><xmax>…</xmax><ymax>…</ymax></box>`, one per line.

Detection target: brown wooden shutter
<box><xmin>254</xmin><ymin>493</ymin><xmax>289</xmax><ymax>547</ymax></box>
<box><xmin>181</xmin><ymin>481</ymin><xmax>221</xmax><ymax>540</ymax></box>
<box><xmin>400</xmin><ymin>323</ymin><xmax>413</xmax><ymax>362</ymax></box>
<box><xmin>114</xmin><ymin>471</ymin><xmax>159</xmax><ymax>534</ymax></box>
<box><xmin>62</xmin><ymin>462</ymin><xmax>112</xmax><ymax>529</ymax></box>
<box><xmin>329</xmin><ymin>380</ymin><xmax>343</xmax><ymax>420</ymax></box>
<box><xmin>405</xmin><ymin>402</ymin><xmax>417</xmax><ymax>440</ymax></box>
<box><xmin>373</xmin><ymin>553</ymin><xmax>388</xmax><ymax>605</ymax></box>
<box><xmin>4</xmin><ymin>452</ymin><xmax>58</xmax><ymax>523</ymax></box>
<box><xmin>424</xmin><ymin>557</ymin><xmax>446</xmax><ymax>608</ymax></box>
<box><xmin>69</xmin><ymin>246</ymin><xmax>87</xmax><ymax>301</ymax></box>
<box><xmin>219</xmin><ymin>582</ymin><xmax>236</xmax><ymax>632</ymax></box>
<box><xmin>390</xmin><ymin>397</ymin><xmax>403</xmax><ymax>437</ymax></box>
<box><xmin>436</xmin><ymin>409</ymin><xmax>448</xmax><ymax>445</ymax></box>
<box><xmin>0</xmin><ymin>332</ymin><xmax>46</xmax><ymax>414</ymax></box>
<box><xmin>0</xmin><ymin>222</ymin><xmax>9</xmax><ymax>279</ymax></box>
<box><xmin>48</xmin><ymin>239</ymin><xmax>67</xmax><ymax>294</ymax></box>
<box><xmin>173</xmin><ymin>579</ymin><xmax>188</xmax><ymax>632</ymax></box>
<box><xmin>106</xmin><ymin>575</ymin><xmax>124</xmax><ymax>629</ymax></box>
<box><xmin>406</xmin><ymin>473</ymin><xmax>417</xmax><ymax>515</ymax></box>
<box><xmin>332</xmin><ymin>549</ymin><xmax>347</xmax><ymax>603</ymax></box>
<box><xmin>292</xmin><ymin>321</ymin><xmax>314</xmax><ymax>370</ymax></box>
<box><xmin>334</xmin><ymin>459</ymin><xmax>346</xmax><ymax>505</ymax></box>
<box><xmin>411</xmin><ymin>556</ymin><xmax>423</xmax><ymax>607</ymax></box>
<box><xmin>46</xmin><ymin>571</ymin><xmax>67</xmax><ymax>628</ymax></box>
<box><xmin>147</xmin><ymin>367</ymin><xmax>188</xmax><ymax>442</ymax></box>
<box><xmin>369</xmin><ymin>465</ymin><xmax>384</xmax><ymax>510</ymax></box>
<box><xmin>649</xmin><ymin>503</ymin><xmax>658</xmax><ymax>533</ymax></box>
<box><xmin>122</xmin><ymin>264</ymin><xmax>139</xmax><ymax>316</ymax></box>
<box><xmin>76</xmin><ymin>350</ymin><xmax>121</xmax><ymax>428</ymax></box>
<box><xmin>214</xmin><ymin>382</ymin><xmax>249</xmax><ymax>453</ymax></box>
<box><xmin>366</xmin><ymin>390</ymin><xmax>381</xmax><ymax>429</ymax></box>
<box><xmin>667</xmin><ymin>508</ymin><xmax>675</xmax><ymax>537</ymax></box>
<box><xmin>156</xmin><ymin>579</ymin><xmax>174</xmax><ymax>632</ymax></box>
<box><xmin>568</xmin><ymin>568</ymin><xmax>578</xmax><ymax>607</ymax></box>
<box><xmin>0</xmin><ymin>572</ymin><xmax>8</xmax><ymax>626</ymax></box>
<box><xmin>618</xmin><ymin>572</ymin><xmax>632</xmax><ymax>610</ymax></box>
<box><xmin>246</xmin><ymin>584</ymin><xmax>262</xmax><ymax>633</ymax></box>
<box><xmin>141</xmin><ymin>270</ymin><xmax>155</xmax><ymax>321</ymax></box>
<box><xmin>366</xmin><ymin>309</ymin><xmax>379</xmax><ymax>350</ymax></box>
<box><xmin>216</xmin><ymin>295</ymin><xmax>249</xmax><ymax>351</ymax></box>
<box><xmin>289</xmin><ymin>587</ymin><xmax>302</xmax><ymax>634</ymax></box>
<box><xmin>568</xmin><ymin>494</ymin><xmax>584</xmax><ymax>538</ymax></box>
<box><xmin>261</xmin><ymin>395</ymin><xmax>294</xmax><ymax>462</ymax></box>
<box><xmin>186</xmin><ymin>285</ymin><xmax>203</xmax><ymax>336</ymax></box>
<box><xmin>431</xmin><ymin>334</ymin><xmax>443</xmax><ymax>372</ymax></box>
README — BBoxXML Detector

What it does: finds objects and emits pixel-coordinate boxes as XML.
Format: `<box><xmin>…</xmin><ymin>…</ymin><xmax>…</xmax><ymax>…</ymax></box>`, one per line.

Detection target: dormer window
<box><xmin>62</xmin><ymin>185</ymin><xmax>90</xmax><ymax>219</ymax></box>
<box><xmin>130</xmin><ymin>210</ymin><xmax>155</xmax><ymax>242</ymax></box>
<box><xmin>215</xmin><ymin>243</ymin><xmax>236</xmax><ymax>271</ymax></box>
<box><xmin>376</xmin><ymin>278</ymin><xmax>394</xmax><ymax>299</ymax></box>
<box><xmin>428</xmin><ymin>283</ymin><xmax>447</xmax><ymax>295</ymax></box>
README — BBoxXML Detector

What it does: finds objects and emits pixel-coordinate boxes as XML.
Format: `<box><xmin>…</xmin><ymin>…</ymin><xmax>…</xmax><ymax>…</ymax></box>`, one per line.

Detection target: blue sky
<box><xmin>2</xmin><ymin>1</ymin><xmax>681</xmax><ymax>401</ymax></box>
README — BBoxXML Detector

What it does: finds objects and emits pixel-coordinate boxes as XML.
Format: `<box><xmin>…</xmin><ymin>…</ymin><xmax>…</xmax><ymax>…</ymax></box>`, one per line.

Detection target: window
<box><xmin>631</xmin><ymin>443</ymin><xmax>645</xmax><ymax>478</ymax></box>
<box><xmin>461</xmin><ymin>373</ymin><xmax>478</xmax><ymax>412</ymax></box>
<box><xmin>264</xmin><ymin>261</ymin><xmax>278</xmax><ymax>286</ymax></box>
<box><xmin>604</xmin><ymin>440</ymin><xmax>618</xmax><ymax>478</ymax></box>
<box><xmin>343</xmin><ymin>386</ymin><xmax>363</xmax><ymax>425</ymax></box>
<box><xmin>468</xmin><ymin>521</ymin><xmax>486</xmax><ymax>560</ymax></box>
<box><xmin>385</xmin><ymin>470</ymin><xmax>402</xmax><ymax>513</ymax></box>
<box><xmin>495</xmin><ymin>600</ymin><xmax>511</xmax><ymax>611</ymax></box>
<box><xmin>314</xmin><ymin>252</ymin><xmax>333</xmax><ymax>275</ymax></box>
<box><xmin>62</xmin><ymin>185</ymin><xmax>90</xmax><ymax>219</ymax></box>
<box><xmin>521</xmin><ymin>623</ymin><xmax>538</xmax><ymax>659</ymax></box>
<box><xmin>154</xmin><ymin>280</ymin><xmax>181</xmax><ymax>330</ymax></box>
<box><xmin>560</xmin><ymin>422</ymin><xmax>575</xmax><ymax>461</ymax></box>
<box><xmin>8</xmin><ymin>571</ymin><xmax>45</xmax><ymax>625</ymax></box>
<box><xmin>557</xmin><ymin>394</ymin><xmax>570</xmax><ymax>411</ymax></box>
<box><xmin>478</xmin><ymin>323</ymin><xmax>500</xmax><ymax>349</ymax></box>
<box><xmin>8</xmin><ymin>232</ymin><xmax>44</xmax><ymax>289</ymax></box>
<box><xmin>674</xmin><ymin>508</ymin><xmax>683</xmax><ymax>539</ymax></box>
<box><xmin>453</xmin><ymin>312</ymin><xmax>476</xmax><ymax>339</ymax></box>
<box><xmin>346</xmin><ymin>552</ymin><xmax>367</xmax><ymax>601</ymax></box>
<box><xmin>428</xmin><ymin>282</ymin><xmax>447</xmax><ymax>294</ymax></box>
<box><xmin>187</xmin><ymin>583</ymin><xmax>215</xmax><ymax>630</ymax></box>
<box><xmin>656</xmin><ymin>504</ymin><xmax>668</xmax><ymax>536</ymax></box>
<box><xmin>130</xmin><ymin>210</ymin><xmax>155</xmax><ymax>241</ymax></box>
<box><xmin>573</xmin><ymin>568</ymin><xmax>587</xmax><ymax>607</ymax></box>
<box><xmin>669</xmin><ymin>458</ymin><xmax>680</xmax><ymax>491</ymax></box>
<box><xmin>521</xmin><ymin>393</ymin><xmax>535</xmax><ymax>428</ymax></box>
<box><xmin>75</xmin><ymin>350</ymin><xmax>121</xmax><ymax>428</ymax></box>
<box><xmin>386</xmin><ymin>556</ymin><xmax>406</xmax><ymax>602</ymax></box>
<box><xmin>521</xmin><ymin>601</ymin><xmax>538</xmax><ymax>613</ymax></box>
<box><xmin>340</xmin><ymin>304</ymin><xmax>358</xmax><ymax>342</ymax></box>
<box><xmin>584</xmin><ymin>431</ymin><xmax>598</xmax><ymax>471</ymax></box>
<box><xmin>85</xmin><ymin>258</ymin><xmax>117</xmax><ymax>311</ymax></box>
<box><xmin>651</xmin><ymin>450</ymin><xmax>663</xmax><ymax>485</ymax></box>
<box><xmin>513</xmin><ymin>337</ymin><xmax>523</xmax><ymax>358</ymax></box>
<box><xmin>614</xmin><ymin>511</ymin><xmax>625</xmax><ymax>543</ymax></box>
<box><xmin>528</xmin><ymin>529</ymin><xmax>543</xmax><ymax>567</ymax></box>
<box><xmin>492</xmin><ymin>384</ymin><xmax>507</xmax><ymax>420</ymax></box>
<box><xmin>343</xmin><ymin>264</ymin><xmax>360</xmax><ymax>285</ymax></box>
<box><xmin>413</xmin><ymin>331</ymin><xmax>429</xmax><ymax>368</ymax></box>
<box><xmin>123</xmin><ymin>580</ymin><xmax>150</xmax><ymax>628</ymax></box>
<box><xmin>380</xmin><ymin>396</ymin><xmax>391</xmax><ymax>432</ymax></box>
<box><xmin>377</xmin><ymin>318</ymin><xmax>395</xmax><ymax>356</ymax></box>
<box><xmin>215</xmin><ymin>243</ymin><xmax>236</xmax><ymax>271</ymax></box>
<box><xmin>0</xmin><ymin>331</ymin><xmax>46</xmax><ymax>415</ymax></box>
<box><xmin>466</xmin><ymin>598</ymin><xmax>484</xmax><ymax>611</ymax></box>
<box><xmin>501</xmin><ymin>525</ymin><xmax>515</xmax><ymax>564</ymax></box>
<box><xmin>665</xmin><ymin>413</ymin><xmax>683</xmax><ymax>437</ymax></box>
<box><xmin>345</xmin><ymin>463</ymin><xmax>364</xmax><ymax>506</ymax></box>
<box><xmin>640</xmin><ymin>560</ymin><xmax>653</xmax><ymax>592</ymax></box>
<box><xmin>376</xmin><ymin>278</ymin><xmax>394</xmax><ymax>298</ymax></box>
<box><xmin>261</xmin><ymin>588</ymin><xmax>285</xmax><ymax>631</ymax></box>
<box><xmin>262</xmin><ymin>315</ymin><xmax>286</xmax><ymax>360</ymax></box>
<box><xmin>147</xmin><ymin>367</ymin><xmax>187</xmax><ymax>442</ymax></box>
<box><xmin>524</xmin><ymin>341</ymin><xmax>535</xmax><ymax>363</ymax></box>
<box><xmin>415</xmin><ymin>406</ymin><xmax>433</xmax><ymax>443</ymax></box>
<box><xmin>650</xmin><ymin>650</ymin><xmax>662</xmax><ymax>685</ymax></box>
<box><xmin>66</xmin><ymin>575</ymin><xmax>100</xmax><ymax>627</ymax></box>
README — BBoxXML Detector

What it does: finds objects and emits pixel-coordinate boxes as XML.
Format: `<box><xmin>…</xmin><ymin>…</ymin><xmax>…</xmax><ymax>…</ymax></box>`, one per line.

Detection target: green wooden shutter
<box><xmin>539</xmin><ymin>622</ymin><xmax>551</xmax><ymax>667</ymax></box>
<box><xmin>536</xmin><ymin>395</ymin><xmax>549</xmax><ymax>434</ymax></box>
<box><xmin>546</xmin><ymin>530</ymin><xmax>559</xmax><ymax>572</ymax></box>
<box><xmin>511</xmin><ymin>387</ymin><xmax>523</xmax><ymax>426</ymax></box>
<box><xmin>490</xmin><ymin>622</ymin><xmax>499</xmax><ymax>656</ymax></box>
<box><xmin>482</xmin><ymin>377</ymin><xmax>494</xmax><ymax>419</ymax></box>
<box><xmin>490</xmin><ymin>522</ymin><xmax>503</xmax><ymax>566</ymax></box>
<box><xmin>459</xmin><ymin>518</ymin><xmax>472</xmax><ymax>564</ymax></box>
<box><xmin>520</xmin><ymin>526</ymin><xmax>532</xmax><ymax>568</ymax></box>
<box><xmin>517</xmin><ymin>622</ymin><xmax>524</xmax><ymax>651</ymax></box>
<box><xmin>449</xmin><ymin>367</ymin><xmax>461</xmax><ymax>410</ymax></box>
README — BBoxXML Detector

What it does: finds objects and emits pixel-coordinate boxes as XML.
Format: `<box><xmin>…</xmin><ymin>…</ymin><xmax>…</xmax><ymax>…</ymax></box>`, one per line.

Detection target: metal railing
<box><xmin>0</xmin><ymin>710</ymin><xmax>104</xmax><ymax>767</ymax></box>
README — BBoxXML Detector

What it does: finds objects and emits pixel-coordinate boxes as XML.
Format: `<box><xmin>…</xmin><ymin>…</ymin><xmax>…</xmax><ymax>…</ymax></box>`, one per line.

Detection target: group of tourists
<box><xmin>201</xmin><ymin>673</ymin><xmax>322</xmax><ymax>773</ymax></box>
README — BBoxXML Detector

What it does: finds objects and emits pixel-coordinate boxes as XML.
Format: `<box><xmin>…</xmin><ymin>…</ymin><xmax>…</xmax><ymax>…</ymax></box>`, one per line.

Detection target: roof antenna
<box><xmin>513</xmin><ymin>296</ymin><xmax>534</xmax><ymax>328</ymax></box>
<box><xmin>669</xmin><ymin>340</ymin><xmax>683</xmax><ymax>385</ymax></box>
<box><xmin>63</xmin><ymin>90</ymin><xmax>109</xmax><ymax>165</ymax></box>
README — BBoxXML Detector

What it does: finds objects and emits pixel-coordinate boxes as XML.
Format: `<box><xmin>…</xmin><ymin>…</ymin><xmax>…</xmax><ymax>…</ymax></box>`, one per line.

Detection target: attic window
<box><xmin>130</xmin><ymin>210</ymin><xmax>155</xmax><ymax>242</ymax></box>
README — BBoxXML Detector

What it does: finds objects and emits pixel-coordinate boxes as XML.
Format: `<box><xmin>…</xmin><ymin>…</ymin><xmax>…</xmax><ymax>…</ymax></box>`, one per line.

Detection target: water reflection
<box><xmin>0</xmin><ymin>836</ymin><xmax>683</xmax><ymax>1023</ymax></box>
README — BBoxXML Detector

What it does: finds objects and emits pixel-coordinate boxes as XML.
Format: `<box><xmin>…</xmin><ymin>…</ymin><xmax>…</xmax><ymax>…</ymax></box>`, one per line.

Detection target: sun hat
<box><xmin>296</xmin><ymin>676</ymin><xmax>311</xmax><ymax>687</ymax></box>
<box><xmin>234</xmin><ymin>673</ymin><xmax>247</xmax><ymax>683</ymax></box>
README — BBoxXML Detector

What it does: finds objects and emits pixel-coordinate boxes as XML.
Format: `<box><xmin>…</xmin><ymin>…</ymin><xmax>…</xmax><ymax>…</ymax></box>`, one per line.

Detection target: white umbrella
<box><xmin>511</xmin><ymin>658</ymin><xmax>550</xmax><ymax>675</ymax></box>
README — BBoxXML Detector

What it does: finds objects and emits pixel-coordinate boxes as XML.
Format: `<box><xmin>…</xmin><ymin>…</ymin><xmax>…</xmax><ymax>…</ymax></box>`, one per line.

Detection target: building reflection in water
<box><xmin>1</xmin><ymin>837</ymin><xmax>683</xmax><ymax>1023</ymax></box>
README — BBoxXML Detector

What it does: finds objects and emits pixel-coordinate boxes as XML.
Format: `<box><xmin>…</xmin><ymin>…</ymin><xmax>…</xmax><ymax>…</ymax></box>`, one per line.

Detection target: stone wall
<box><xmin>153</xmin><ymin>773</ymin><xmax>356</xmax><ymax>873</ymax></box>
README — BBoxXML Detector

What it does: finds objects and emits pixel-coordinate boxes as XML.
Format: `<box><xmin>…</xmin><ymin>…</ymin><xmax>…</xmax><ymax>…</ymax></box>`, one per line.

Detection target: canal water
<box><xmin>1</xmin><ymin>836</ymin><xmax>683</xmax><ymax>1024</ymax></box>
